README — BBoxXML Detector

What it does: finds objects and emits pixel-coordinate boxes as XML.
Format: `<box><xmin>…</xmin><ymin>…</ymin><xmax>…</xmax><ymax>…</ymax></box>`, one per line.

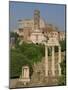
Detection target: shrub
<box><xmin>59</xmin><ymin>40</ymin><xmax>66</xmax><ymax>52</ymax></box>
<box><xmin>10</xmin><ymin>49</ymin><xmax>33</xmax><ymax>78</ymax></box>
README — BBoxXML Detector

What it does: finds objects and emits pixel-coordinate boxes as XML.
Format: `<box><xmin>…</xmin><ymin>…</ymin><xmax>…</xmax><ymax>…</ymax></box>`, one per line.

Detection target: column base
<box><xmin>19</xmin><ymin>78</ymin><xmax>30</xmax><ymax>85</ymax></box>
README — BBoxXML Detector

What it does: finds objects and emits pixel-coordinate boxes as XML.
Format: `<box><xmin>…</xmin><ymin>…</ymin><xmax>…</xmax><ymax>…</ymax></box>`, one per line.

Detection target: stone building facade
<box><xmin>16</xmin><ymin>10</ymin><xmax>65</xmax><ymax>44</ymax></box>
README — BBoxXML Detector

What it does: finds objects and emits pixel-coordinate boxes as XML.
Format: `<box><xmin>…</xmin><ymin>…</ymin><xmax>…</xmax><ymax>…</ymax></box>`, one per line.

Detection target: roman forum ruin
<box><xmin>16</xmin><ymin>10</ymin><xmax>63</xmax><ymax>83</ymax></box>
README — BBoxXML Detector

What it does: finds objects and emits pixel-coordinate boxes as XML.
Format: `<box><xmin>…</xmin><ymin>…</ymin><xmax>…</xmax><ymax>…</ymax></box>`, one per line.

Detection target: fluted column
<box><xmin>52</xmin><ymin>46</ymin><xmax>55</xmax><ymax>76</ymax></box>
<box><xmin>58</xmin><ymin>46</ymin><xmax>61</xmax><ymax>76</ymax></box>
<box><xmin>45</xmin><ymin>46</ymin><xmax>48</xmax><ymax>77</ymax></box>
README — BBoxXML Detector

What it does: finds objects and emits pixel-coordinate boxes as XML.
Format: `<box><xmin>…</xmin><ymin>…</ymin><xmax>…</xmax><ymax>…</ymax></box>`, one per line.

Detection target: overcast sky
<box><xmin>9</xmin><ymin>1</ymin><xmax>66</xmax><ymax>32</ymax></box>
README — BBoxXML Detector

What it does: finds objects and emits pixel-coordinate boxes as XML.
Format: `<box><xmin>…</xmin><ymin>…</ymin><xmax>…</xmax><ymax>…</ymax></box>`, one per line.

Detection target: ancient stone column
<box><xmin>45</xmin><ymin>46</ymin><xmax>48</xmax><ymax>77</ymax></box>
<box><xmin>22</xmin><ymin>67</ymin><xmax>30</xmax><ymax>78</ymax></box>
<box><xmin>22</xmin><ymin>67</ymin><xmax>24</xmax><ymax>78</ymax></box>
<box><xmin>19</xmin><ymin>66</ymin><xmax>30</xmax><ymax>85</ymax></box>
<box><xmin>58</xmin><ymin>46</ymin><xmax>61</xmax><ymax>76</ymax></box>
<box><xmin>52</xmin><ymin>46</ymin><xmax>55</xmax><ymax>76</ymax></box>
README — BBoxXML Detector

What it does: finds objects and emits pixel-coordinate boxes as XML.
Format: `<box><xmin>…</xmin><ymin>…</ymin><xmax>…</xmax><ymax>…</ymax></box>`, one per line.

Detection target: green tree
<box><xmin>59</xmin><ymin>40</ymin><xmax>66</xmax><ymax>52</ymax></box>
<box><xmin>58</xmin><ymin>57</ymin><xmax>66</xmax><ymax>85</ymax></box>
<box><xmin>10</xmin><ymin>32</ymin><xmax>19</xmax><ymax>45</ymax></box>
<box><xmin>10</xmin><ymin>48</ymin><xmax>33</xmax><ymax>78</ymax></box>
<box><xmin>10</xmin><ymin>43</ymin><xmax>44</xmax><ymax>78</ymax></box>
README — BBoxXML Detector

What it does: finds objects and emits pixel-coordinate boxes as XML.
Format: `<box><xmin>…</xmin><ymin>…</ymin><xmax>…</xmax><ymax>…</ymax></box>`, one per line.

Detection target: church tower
<box><xmin>34</xmin><ymin>10</ymin><xmax>40</xmax><ymax>30</ymax></box>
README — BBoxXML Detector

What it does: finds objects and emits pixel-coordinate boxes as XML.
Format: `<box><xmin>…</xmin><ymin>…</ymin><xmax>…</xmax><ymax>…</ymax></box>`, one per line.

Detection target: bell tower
<box><xmin>34</xmin><ymin>10</ymin><xmax>40</xmax><ymax>30</ymax></box>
